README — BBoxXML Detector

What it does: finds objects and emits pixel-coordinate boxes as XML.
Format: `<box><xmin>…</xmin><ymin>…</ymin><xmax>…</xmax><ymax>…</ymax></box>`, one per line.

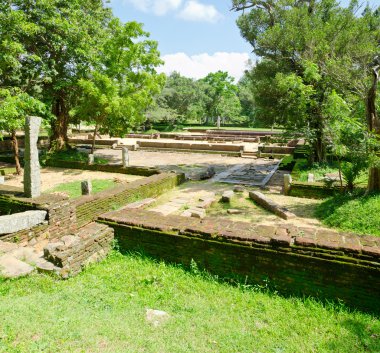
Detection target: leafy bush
<box><xmin>41</xmin><ymin>149</ymin><xmax>108</xmax><ymax>165</ymax></box>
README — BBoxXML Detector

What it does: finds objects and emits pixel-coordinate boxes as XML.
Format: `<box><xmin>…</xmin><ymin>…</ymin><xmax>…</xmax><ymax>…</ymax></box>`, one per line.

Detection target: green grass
<box><xmin>0</xmin><ymin>252</ymin><xmax>378</xmax><ymax>353</ymax></box>
<box><xmin>293</xmin><ymin>160</ymin><xmax>340</xmax><ymax>182</ymax></box>
<box><xmin>45</xmin><ymin>179</ymin><xmax>117</xmax><ymax>199</ymax></box>
<box><xmin>42</xmin><ymin>149</ymin><xmax>108</xmax><ymax>165</ymax></box>
<box><xmin>315</xmin><ymin>193</ymin><xmax>380</xmax><ymax>236</ymax></box>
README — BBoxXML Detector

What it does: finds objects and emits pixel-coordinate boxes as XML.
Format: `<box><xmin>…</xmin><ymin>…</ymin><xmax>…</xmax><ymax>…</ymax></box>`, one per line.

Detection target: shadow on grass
<box><xmin>115</xmin><ymin>249</ymin><xmax>379</xmax><ymax>317</ymax></box>
<box><xmin>323</xmin><ymin>318</ymin><xmax>380</xmax><ymax>352</ymax></box>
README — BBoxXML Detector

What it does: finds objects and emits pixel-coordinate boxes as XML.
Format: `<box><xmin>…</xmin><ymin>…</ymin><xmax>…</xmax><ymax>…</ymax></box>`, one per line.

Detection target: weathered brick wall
<box><xmin>74</xmin><ymin>173</ymin><xmax>185</xmax><ymax>227</ymax></box>
<box><xmin>1</xmin><ymin>223</ymin><xmax>49</xmax><ymax>245</ymax></box>
<box><xmin>0</xmin><ymin>192</ymin><xmax>76</xmax><ymax>244</ymax></box>
<box><xmin>99</xmin><ymin>209</ymin><xmax>380</xmax><ymax>313</ymax></box>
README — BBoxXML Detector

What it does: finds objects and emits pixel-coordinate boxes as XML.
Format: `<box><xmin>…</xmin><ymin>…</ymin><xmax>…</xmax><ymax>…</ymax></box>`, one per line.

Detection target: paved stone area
<box><xmin>150</xmin><ymin>190</ymin><xmax>216</xmax><ymax>217</ymax></box>
<box><xmin>213</xmin><ymin>160</ymin><xmax>281</xmax><ymax>186</ymax></box>
<box><xmin>95</xmin><ymin>149</ymin><xmax>254</xmax><ymax>179</ymax></box>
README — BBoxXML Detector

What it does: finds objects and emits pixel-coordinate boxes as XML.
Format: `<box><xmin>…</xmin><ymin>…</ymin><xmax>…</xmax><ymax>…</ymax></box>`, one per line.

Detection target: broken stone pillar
<box><xmin>88</xmin><ymin>154</ymin><xmax>94</xmax><ymax>165</ymax></box>
<box><xmin>308</xmin><ymin>173</ymin><xmax>315</xmax><ymax>183</ymax></box>
<box><xmin>0</xmin><ymin>176</ymin><xmax>4</xmax><ymax>184</ymax></box>
<box><xmin>217</xmin><ymin>116</ymin><xmax>221</xmax><ymax>129</ymax></box>
<box><xmin>81</xmin><ymin>180</ymin><xmax>92</xmax><ymax>195</ymax></box>
<box><xmin>283</xmin><ymin>174</ymin><xmax>292</xmax><ymax>195</ymax></box>
<box><xmin>24</xmin><ymin>116</ymin><xmax>41</xmax><ymax>198</ymax></box>
<box><xmin>122</xmin><ymin>147</ymin><xmax>129</xmax><ymax>167</ymax></box>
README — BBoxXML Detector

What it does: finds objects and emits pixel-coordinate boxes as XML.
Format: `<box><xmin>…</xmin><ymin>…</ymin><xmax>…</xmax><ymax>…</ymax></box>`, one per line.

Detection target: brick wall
<box><xmin>74</xmin><ymin>173</ymin><xmax>184</xmax><ymax>227</ymax></box>
<box><xmin>99</xmin><ymin>209</ymin><xmax>380</xmax><ymax>314</ymax></box>
<box><xmin>45</xmin><ymin>159</ymin><xmax>160</xmax><ymax>177</ymax></box>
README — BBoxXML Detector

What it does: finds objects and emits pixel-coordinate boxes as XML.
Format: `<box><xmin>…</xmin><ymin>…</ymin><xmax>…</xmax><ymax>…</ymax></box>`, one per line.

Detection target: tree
<box><xmin>366</xmin><ymin>55</ymin><xmax>380</xmax><ymax>192</ymax></box>
<box><xmin>71</xmin><ymin>19</ymin><xmax>165</xmax><ymax>150</ymax></box>
<box><xmin>0</xmin><ymin>89</ymin><xmax>45</xmax><ymax>174</ymax></box>
<box><xmin>232</xmin><ymin>0</ymin><xmax>379</xmax><ymax>163</ymax></box>
<box><xmin>1</xmin><ymin>0</ymin><xmax>113</xmax><ymax>150</ymax></box>
<box><xmin>201</xmin><ymin>71</ymin><xmax>241</xmax><ymax>125</ymax></box>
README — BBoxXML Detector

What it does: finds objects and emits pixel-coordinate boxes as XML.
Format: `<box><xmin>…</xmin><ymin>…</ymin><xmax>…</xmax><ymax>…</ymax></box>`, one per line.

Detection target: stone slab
<box><xmin>0</xmin><ymin>255</ymin><xmax>34</xmax><ymax>278</ymax></box>
<box><xmin>0</xmin><ymin>210</ymin><xmax>47</xmax><ymax>235</ymax></box>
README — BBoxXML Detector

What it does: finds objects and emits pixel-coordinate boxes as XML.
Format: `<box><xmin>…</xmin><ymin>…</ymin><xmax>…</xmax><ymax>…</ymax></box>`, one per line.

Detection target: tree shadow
<box><xmin>323</xmin><ymin>318</ymin><xmax>380</xmax><ymax>352</ymax></box>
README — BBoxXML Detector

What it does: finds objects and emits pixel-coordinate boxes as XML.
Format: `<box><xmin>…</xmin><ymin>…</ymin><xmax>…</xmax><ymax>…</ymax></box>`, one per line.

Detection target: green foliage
<box><xmin>0</xmin><ymin>89</ymin><xmax>45</xmax><ymax>136</ymax></box>
<box><xmin>41</xmin><ymin>150</ymin><xmax>108</xmax><ymax>165</ymax></box>
<box><xmin>316</xmin><ymin>193</ymin><xmax>380</xmax><ymax>236</ymax></box>
<box><xmin>233</xmin><ymin>0</ymin><xmax>380</xmax><ymax>162</ymax></box>
<box><xmin>148</xmin><ymin>71</ymin><xmax>246</xmax><ymax>127</ymax></box>
<box><xmin>0</xmin><ymin>252</ymin><xmax>378</xmax><ymax>352</ymax></box>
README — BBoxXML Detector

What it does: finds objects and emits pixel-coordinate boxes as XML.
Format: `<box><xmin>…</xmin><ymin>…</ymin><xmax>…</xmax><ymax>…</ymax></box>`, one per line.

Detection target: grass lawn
<box><xmin>315</xmin><ymin>193</ymin><xmax>380</xmax><ymax>236</ymax></box>
<box><xmin>0</xmin><ymin>252</ymin><xmax>378</xmax><ymax>353</ymax></box>
<box><xmin>45</xmin><ymin>179</ymin><xmax>117</xmax><ymax>199</ymax></box>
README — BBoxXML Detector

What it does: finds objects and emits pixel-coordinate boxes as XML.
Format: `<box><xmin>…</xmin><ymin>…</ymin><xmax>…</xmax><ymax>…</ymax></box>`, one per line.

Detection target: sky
<box><xmin>109</xmin><ymin>0</ymin><xmax>379</xmax><ymax>81</ymax></box>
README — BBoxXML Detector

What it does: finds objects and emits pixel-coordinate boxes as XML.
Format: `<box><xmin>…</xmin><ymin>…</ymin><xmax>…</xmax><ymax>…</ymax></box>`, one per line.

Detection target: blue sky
<box><xmin>109</xmin><ymin>0</ymin><xmax>379</xmax><ymax>81</ymax></box>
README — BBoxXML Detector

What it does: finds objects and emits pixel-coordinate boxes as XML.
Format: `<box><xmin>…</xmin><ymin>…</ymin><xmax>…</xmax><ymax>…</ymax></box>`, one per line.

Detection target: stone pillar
<box><xmin>284</xmin><ymin>174</ymin><xmax>292</xmax><ymax>195</ymax></box>
<box><xmin>307</xmin><ymin>173</ymin><xmax>315</xmax><ymax>183</ymax></box>
<box><xmin>0</xmin><ymin>176</ymin><xmax>4</xmax><ymax>184</ymax></box>
<box><xmin>24</xmin><ymin>116</ymin><xmax>41</xmax><ymax>198</ymax></box>
<box><xmin>217</xmin><ymin>116</ymin><xmax>221</xmax><ymax>129</ymax></box>
<box><xmin>88</xmin><ymin>154</ymin><xmax>94</xmax><ymax>165</ymax></box>
<box><xmin>81</xmin><ymin>180</ymin><xmax>92</xmax><ymax>195</ymax></box>
<box><xmin>122</xmin><ymin>147</ymin><xmax>129</xmax><ymax>167</ymax></box>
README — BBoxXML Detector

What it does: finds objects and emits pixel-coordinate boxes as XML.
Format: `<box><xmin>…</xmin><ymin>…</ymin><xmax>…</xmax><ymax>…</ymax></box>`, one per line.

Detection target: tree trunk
<box><xmin>366</xmin><ymin>62</ymin><xmax>380</xmax><ymax>192</ymax></box>
<box><xmin>11</xmin><ymin>130</ymin><xmax>22</xmax><ymax>175</ymax></box>
<box><xmin>51</xmin><ymin>95</ymin><xmax>69</xmax><ymax>150</ymax></box>
<box><xmin>91</xmin><ymin>123</ymin><xmax>98</xmax><ymax>155</ymax></box>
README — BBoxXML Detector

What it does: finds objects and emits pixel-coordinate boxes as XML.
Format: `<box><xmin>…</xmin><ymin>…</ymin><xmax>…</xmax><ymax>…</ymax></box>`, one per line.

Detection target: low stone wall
<box><xmin>45</xmin><ymin>160</ymin><xmax>160</xmax><ymax>177</ymax></box>
<box><xmin>0</xmin><ymin>136</ymin><xmax>49</xmax><ymax>152</ymax></box>
<box><xmin>137</xmin><ymin>140</ymin><xmax>244</xmax><ymax>153</ymax></box>
<box><xmin>1</xmin><ymin>223</ymin><xmax>49</xmax><ymax>246</ymax></box>
<box><xmin>74</xmin><ymin>172</ymin><xmax>185</xmax><ymax>227</ymax></box>
<box><xmin>0</xmin><ymin>192</ymin><xmax>77</xmax><ymax>244</ymax></box>
<box><xmin>258</xmin><ymin>145</ymin><xmax>295</xmax><ymax>155</ymax></box>
<box><xmin>68</xmin><ymin>138</ymin><xmax>118</xmax><ymax>147</ymax></box>
<box><xmin>99</xmin><ymin>209</ymin><xmax>380</xmax><ymax>313</ymax></box>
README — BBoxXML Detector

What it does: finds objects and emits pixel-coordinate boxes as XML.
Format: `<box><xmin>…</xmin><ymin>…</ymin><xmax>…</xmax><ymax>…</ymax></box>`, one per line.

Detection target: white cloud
<box><xmin>158</xmin><ymin>52</ymin><xmax>251</xmax><ymax>81</ymax></box>
<box><xmin>178</xmin><ymin>1</ymin><xmax>222</xmax><ymax>23</ymax></box>
<box><xmin>126</xmin><ymin>0</ymin><xmax>182</xmax><ymax>16</ymax></box>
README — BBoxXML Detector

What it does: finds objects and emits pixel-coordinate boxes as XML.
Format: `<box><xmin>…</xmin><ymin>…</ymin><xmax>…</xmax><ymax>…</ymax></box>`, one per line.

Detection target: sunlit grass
<box><xmin>0</xmin><ymin>252</ymin><xmax>378</xmax><ymax>353</ymax></box>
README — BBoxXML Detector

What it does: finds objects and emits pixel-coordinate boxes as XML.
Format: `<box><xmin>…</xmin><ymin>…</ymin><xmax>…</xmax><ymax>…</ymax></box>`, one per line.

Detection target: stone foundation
<box><xmin>99</xmin><ymin>209</ymin><xmax>380</xmax><ymax>313</ymax></box>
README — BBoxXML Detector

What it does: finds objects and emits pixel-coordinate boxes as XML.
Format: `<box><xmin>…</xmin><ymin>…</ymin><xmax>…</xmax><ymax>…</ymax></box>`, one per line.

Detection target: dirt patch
<box><xmin>4</xmin><ymin>167</ymin><xmax>144</xmax><ymax>191</ymax></box>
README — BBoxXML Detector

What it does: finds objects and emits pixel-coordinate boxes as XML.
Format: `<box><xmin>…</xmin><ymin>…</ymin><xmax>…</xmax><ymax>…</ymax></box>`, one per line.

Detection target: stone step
<box><xmin>0</xmin><ymin>254</ymin><xmax>35</xmax><ymax>278</ymax></box>
<box><xmin>43</xmin><ymin>222</ymin><xmax>114</xmax><ymax>278</ymax></box>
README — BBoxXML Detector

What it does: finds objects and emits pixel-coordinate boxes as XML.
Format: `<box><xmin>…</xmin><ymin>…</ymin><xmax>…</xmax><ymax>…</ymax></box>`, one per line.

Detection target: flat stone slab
<box><xmin>0</xmin><ymin>255</ymin><xmax>34</xmax><ymax>278</ymax></box>
<box><xmin>0</xmin><ymin>210</ymin><xmax>47</xmax><ymax>235</ymax></box>
<box><xmin>249</xmin><ymin>191</ymin><xmax>296</xmax><ymax>220</ymax></box>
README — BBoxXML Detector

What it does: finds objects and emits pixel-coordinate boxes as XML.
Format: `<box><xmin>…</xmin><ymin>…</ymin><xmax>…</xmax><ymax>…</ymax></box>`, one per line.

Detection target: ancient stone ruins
<box><xmin>0</xmin><ymin>122</ymin><xmax>379</xmax><ymax>312</ymax></box>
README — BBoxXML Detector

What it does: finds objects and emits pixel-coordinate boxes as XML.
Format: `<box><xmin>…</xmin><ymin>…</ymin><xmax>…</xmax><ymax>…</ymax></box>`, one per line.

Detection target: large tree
<box><xmin>232</xmin><ymin>0</ymin><xmax>379</xmax><ymax>164</ymax></box>
<box><xmin>72</xmin><ymin>19</ymin><xmax>165</xmax><ymax>150</ymax></box>
<box><xmin>201</xmin><ymin>71</ymin><xmax>242</xmax><ymax>125</ymax></box>
<box><xmin>1</xmin><ymin>0</ymin><xmax>113</xmax><ymax>150</ymax></box>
